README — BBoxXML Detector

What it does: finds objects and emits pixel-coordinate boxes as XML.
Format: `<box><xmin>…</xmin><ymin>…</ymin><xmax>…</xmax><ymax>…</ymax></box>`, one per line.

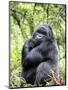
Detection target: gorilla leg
<box><xmin>35</xmin><ymin>62</ymin><xmax>58</xmax><ymax>86</ymax></box>
<box><xmin>22</xmin><ymin>68</ymin><xmax>36</xmax><ymax>84</ymax></box>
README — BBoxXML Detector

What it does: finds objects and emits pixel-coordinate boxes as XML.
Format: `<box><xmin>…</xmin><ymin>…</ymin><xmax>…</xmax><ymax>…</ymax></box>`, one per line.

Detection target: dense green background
<box><xmin>9</xmin><ymin>2</ymin><xmax>66</xmax><ymax>88</ymax></box>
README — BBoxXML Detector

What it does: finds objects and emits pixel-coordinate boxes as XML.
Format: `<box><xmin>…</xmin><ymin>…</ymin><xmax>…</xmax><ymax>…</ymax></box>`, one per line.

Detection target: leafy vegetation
<box><xmin>9</xmin><ymin>1</ymin><xmax>66</xmax><ymax>88</ymax></box>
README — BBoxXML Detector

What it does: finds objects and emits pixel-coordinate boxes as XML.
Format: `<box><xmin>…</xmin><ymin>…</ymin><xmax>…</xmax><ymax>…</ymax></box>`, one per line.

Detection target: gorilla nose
<box><xmin>35</xmin><ymin>36</ymin><xmax>42</xmax><ymax>40</ymax></box>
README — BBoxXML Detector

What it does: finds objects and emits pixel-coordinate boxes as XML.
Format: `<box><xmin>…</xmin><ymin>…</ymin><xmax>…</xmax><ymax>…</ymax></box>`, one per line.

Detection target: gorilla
<box><xmin>21</xmin><ymin>24</ymin><xmax>59</xmax><ymax>86</ymax></box>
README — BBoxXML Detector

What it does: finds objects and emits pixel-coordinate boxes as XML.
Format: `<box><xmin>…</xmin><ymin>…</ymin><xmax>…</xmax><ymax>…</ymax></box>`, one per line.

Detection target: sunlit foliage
<box><xmin>9</xmin><ymin>1</ymin><xmax>66</xmax><ymax>88</ymax></box>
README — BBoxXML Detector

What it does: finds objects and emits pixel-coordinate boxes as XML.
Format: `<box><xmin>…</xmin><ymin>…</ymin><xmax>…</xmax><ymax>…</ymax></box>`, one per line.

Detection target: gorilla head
<box><xmin>32</xmin><ymin>24</ymin><xmax>55</xmax><ymax>45</ymax></box>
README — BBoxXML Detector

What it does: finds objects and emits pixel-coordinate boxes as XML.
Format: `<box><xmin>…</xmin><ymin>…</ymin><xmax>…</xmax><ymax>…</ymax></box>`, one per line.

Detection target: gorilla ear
<box><xmin>48</xmin><ymin>26</ymin><xmax>55</xmax><ymax>41</ymax></box>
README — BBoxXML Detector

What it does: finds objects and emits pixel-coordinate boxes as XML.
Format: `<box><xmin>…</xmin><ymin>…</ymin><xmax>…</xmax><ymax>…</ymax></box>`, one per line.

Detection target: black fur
<box><xmin>21</xmin><ymin>24</ymin><xmax>59</xmax><ymax>85</ymax></box>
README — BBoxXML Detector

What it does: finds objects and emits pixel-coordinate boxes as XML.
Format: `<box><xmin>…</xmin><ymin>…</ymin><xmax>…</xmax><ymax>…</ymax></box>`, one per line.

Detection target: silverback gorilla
<box><xmin>21</xmin><ymin>24</ymin><xmax>59</xmax><ymax>86</ymax></box>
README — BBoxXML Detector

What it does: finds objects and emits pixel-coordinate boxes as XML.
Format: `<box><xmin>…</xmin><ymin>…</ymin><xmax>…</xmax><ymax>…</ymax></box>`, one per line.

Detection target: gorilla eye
<box><xmin>33</xmin><ymin>33</ymin><xmax>38</xmax><ymax>38</ymax></box>
<box><xmin>37</xmin><ymin>30</ymin><xmax>47</xmax><ymax>35</ymax></box>
<box><xmin>41</xmin><ymin>31</ymin><xmax>47</xmax><ymax>35</ymax></box>
<box><xmin>44</xmin><ymin>31</ymin><xmax>47</xmax><ymax>35</ymax></box>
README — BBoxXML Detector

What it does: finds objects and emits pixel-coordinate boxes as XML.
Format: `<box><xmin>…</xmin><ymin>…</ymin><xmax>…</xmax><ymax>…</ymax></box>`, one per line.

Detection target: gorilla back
<box><xmin>21</xmin><ymin>24</ymin><xmax>59</xmax><ymax>85</ymax></box>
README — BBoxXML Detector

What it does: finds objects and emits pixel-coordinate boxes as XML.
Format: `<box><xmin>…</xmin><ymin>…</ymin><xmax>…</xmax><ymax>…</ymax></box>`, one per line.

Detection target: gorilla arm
<box><xmin>23</xmin><ymin>42</ymin><xmax>47</xmax><ymax>69</ymax></box>
<box><xmin>21</xmin><ymin>39</ymin><xmax>35</xmax><ymax>66</ymax></box>
<box><xmin>22</xmin><ymin>39</ymin><xmax>35</xmax><ymax>58</ymax></box>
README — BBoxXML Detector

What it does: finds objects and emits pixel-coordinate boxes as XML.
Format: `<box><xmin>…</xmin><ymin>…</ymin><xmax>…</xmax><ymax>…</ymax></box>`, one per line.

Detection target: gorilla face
<box><xmin>32</xmin><ymin>24</ymin><xmax>54</xmax><ymax>44</ymax></box>
<box><xmin>32</xmin><ymin>32</ymin><xmax>47</xmax><ymax>43</ymax></box>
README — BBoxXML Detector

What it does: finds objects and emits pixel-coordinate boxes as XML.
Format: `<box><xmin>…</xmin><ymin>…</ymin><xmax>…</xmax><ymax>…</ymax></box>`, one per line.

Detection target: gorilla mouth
<box><xmin>32</xmin><ymin>38</ymin><xmax>42</xmax><ymax>45</ymax></box>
